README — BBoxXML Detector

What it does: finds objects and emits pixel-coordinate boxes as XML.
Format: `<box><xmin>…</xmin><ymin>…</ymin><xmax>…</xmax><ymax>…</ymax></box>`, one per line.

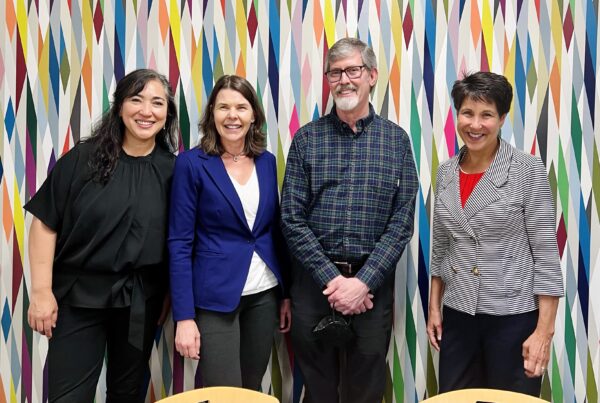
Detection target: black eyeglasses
<box><xmin>324</xmin><ymin>65</ymin><xmax>367</xmax><ymax>83</ymax></box>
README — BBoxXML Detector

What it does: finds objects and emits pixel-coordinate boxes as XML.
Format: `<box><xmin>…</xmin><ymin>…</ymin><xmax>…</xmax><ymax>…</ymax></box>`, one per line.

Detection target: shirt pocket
<box><xmin>367</xmin><ymin>154</ymin><xmax>398</xmax><ymax>201</ymax></box>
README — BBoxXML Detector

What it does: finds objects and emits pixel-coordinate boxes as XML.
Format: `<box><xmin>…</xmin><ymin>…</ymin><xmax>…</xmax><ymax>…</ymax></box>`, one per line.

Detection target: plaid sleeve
<box><xmin>356</xmin><ymin>133</ymin><xmax>419</xmax><ymax>290</ymax></box>
<box><xmin>280</xmin><ymin>130</ymin><xmax>340</xmax><ymax>288</ymax></box>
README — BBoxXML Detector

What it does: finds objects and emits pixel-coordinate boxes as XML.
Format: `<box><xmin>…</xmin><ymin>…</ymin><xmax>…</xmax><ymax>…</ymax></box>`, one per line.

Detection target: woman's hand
<box><xmin>279</xmin><ymin>298</ymin><xmax>291</xmax><ymax>333</ymax></box>
<box><xmin>522</xmin><ymin>295</ymin><xmax>558</xmax><ymax>378</ymax></box>
<box><xmin>175</xmin><ymin>319</ymin><xmax>201</xmax><ymax>359</ymax></box>
<box><xmin>28</xmin><ymin>217</ymin><xmax>58</xmax><ymax>338</ymax></box>
<box><xmin>426</xmin><ymin>309</ymin><xmax>443</xmax><ymax>351</ymax></box>
<box><xmin>427</xmin><ymin>276</ymin><xmax>444</xmax><ymax>351</ymax></box>
<box><xmin>28</xmin><ymin>288</ymin><xmax>58</xmax><ymax>338</ymax></box>
<box><xmin>522</xmin><ymin>329</ymin><xmax>552</xmax><ymax>377</ymax></box>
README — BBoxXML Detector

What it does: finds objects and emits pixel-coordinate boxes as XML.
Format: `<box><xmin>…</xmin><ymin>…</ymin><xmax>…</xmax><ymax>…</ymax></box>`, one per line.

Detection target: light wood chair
<box><xmin>155</xmin><ymin>386</ymin><xmax>279</xmax><ymax>403</ymax></box>
<box><xmin>421</xmin><ymin>388</ymin><xmax>548</xmax><ymax>402</ymax></box>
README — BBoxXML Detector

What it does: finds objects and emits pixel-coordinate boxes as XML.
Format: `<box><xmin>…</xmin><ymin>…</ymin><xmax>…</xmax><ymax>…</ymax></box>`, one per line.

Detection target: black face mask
<box><xmin>312</xmin><ymin>309</ymin><xmax>355</xmax><ymax>346</ymax></box>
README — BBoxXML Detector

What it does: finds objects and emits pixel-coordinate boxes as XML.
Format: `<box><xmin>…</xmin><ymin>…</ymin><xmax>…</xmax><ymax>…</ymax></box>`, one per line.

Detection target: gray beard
<box><xmin>334</xmin><ymin>96</ymin><xmax>359</xmax><ymax>111</ymax></box>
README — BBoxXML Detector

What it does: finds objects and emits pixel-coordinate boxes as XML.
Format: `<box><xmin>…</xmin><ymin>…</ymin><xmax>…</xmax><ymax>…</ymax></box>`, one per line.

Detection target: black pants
<box><xmin>290</xmin><ymin>266</ymin><xmax>394</xmax><ymax>403</ymax></box>
<box><xmin>438</xmin><ymin>306</ymin><xmax>542</xmax><ymax>396</ymax></box>
<box><xmin>195</xmin><ymin>288</ymin><xmax>278</xmax><ymax>389</ymax></box>
<box><xmin>48</xmin><ymin>296</ymin><xmax>163</xmax><ymax>403</ymax></box>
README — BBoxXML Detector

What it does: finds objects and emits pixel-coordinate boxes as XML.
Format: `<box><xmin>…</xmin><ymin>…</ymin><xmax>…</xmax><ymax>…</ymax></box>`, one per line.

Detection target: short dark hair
<box><xmin>198</xmin><ymin>75</ymin><xmax>266</xmax><ymax>157</ymax></box>
<box><xmin>86</xmin><ymin>69</ymin><xmax>178</xmax><ymax>183</ymax></box>
<box><xmin>451</xmin><ymin>71</ymin><xmax>513</xmax><ymax>116</ymax></box>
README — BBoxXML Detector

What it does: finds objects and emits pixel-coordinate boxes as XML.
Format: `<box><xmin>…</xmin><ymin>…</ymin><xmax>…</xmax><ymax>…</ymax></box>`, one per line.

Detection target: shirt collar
<box><xmin>331</xmin><ymin>103</ymin><xmax>375</xmax><ymax>135</ymax></box>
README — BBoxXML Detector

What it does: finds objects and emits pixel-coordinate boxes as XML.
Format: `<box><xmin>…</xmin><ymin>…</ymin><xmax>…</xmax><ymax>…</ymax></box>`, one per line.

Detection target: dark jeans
<box><xmin>290</xmin><ymin>266</ymin><xmax>394</xmax><ymax>403</ymax></box>
<box><xmin>195</xmin><ymin>288</ymin><xmax>278</xmax><ymax>389</ymax></box>
<box><xmin>48</xmin><ymin>296</ymin><xmax>163</xmax><ymax>403</ymax></box>
<box><xmin>439</xmin><ymin>306</ymin><xmax>542</xmax><ymax>396</ymax></box>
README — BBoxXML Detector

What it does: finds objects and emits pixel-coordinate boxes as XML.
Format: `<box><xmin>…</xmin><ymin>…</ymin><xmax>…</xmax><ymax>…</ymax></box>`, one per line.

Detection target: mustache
<box><xmin>335</xmin><ymin>84</ymin><xmax>357</xmax><ymax>95</ymax></box>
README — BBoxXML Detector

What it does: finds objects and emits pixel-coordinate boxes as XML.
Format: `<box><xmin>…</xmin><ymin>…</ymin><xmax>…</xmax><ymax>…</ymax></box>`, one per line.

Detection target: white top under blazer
<box><xmin>431</xmin><ymin>139</ymin><xmax>564</xmax><ymax>316</ymax></box>
<box><xmin>229</xmin><ymin>166</ymin><xmax>278</xmax><ymax>295</ymax></box>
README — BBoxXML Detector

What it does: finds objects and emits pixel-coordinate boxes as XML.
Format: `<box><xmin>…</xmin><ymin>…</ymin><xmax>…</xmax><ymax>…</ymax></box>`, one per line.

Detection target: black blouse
<box><xmin>24</xmin><ymin>141</ymin><xmax>175</xmax><ymax>348</ymax></box>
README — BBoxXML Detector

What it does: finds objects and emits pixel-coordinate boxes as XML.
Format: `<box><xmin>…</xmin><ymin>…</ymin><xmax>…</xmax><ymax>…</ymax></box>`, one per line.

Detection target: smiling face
<box><xmin>328</xmin><ymin>50</ymin><xmax>377</xmax><ymax>115</ymax></box>
<box><xmin>120</xmin><ymin>79</ymin><xmax>168</xmax><ymax>149</ymax></box>
<box><xmin>456</xmin><ymin>97</ymin><xmax>506</xmax><ymax>156</ymax></box>
<box><xmin>213</xmin><ymin>88</ymin><xmax>255</xmax><ymax>150</ymax></box>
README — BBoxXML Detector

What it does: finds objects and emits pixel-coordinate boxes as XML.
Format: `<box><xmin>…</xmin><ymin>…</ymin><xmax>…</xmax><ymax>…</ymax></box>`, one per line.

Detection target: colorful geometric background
<box><xmin>1</xmin><ymin>0</ymin><xmax>598</xmax><ymax>402</ymax></box>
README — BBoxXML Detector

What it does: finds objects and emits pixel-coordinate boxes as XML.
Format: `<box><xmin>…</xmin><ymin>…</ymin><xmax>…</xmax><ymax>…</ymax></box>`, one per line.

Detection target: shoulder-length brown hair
<box><xmin>198</xmin><ymin>75</ymin><xmax>266</xmax><ymax>157</ymax></box>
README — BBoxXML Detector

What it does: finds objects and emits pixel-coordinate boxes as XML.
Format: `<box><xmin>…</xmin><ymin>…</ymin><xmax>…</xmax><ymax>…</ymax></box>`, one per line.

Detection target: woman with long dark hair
<box><xmin>25</xmin><ymin>68</ymin><xmax>178</xmax><ymax>402</ymax></box>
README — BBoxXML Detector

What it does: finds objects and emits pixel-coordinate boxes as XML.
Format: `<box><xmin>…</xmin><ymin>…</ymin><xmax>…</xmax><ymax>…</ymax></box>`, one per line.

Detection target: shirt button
<box><xmin>451</xmin><ymin>266</ymin><xmax>457</xmax><ymax>274</ymax></box>
<box><xmin>471</xmin><ymin>266</ymin><xmax>480</xmax><ymax>276</ymax></box>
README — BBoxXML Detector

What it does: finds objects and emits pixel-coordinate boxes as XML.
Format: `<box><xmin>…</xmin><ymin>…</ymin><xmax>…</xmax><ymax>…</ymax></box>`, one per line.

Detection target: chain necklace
<box><xmin>224</xmin><ymin>150</ymin><xmax>245</xmax><ymax>162</ymax></box>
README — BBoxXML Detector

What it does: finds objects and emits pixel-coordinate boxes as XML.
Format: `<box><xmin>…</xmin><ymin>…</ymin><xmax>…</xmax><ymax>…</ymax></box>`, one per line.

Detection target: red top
<box><xmin>459</xmin><ymin>169</ymin><xmax>485</xmax><ymax>208</ymax></box>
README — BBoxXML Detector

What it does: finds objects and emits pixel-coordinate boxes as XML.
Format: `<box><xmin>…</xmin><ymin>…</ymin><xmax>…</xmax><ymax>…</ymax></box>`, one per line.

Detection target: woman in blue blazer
<box><xmin>427</xmin><ymin>72</ymin><xmax>563</xmax><ymax>396</ymax></box>
<box><xmin>168</xmin><ymin>75</ymin><xmax>290</xmax><ymax>389</ymax></box>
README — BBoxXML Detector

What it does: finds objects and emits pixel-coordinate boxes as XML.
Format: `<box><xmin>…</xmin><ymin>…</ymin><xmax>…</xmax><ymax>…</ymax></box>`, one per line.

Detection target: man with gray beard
<box><xmin>281</xmin><ymin>37</ymin><xmax>419</xmax><ymax>402</ymax></box>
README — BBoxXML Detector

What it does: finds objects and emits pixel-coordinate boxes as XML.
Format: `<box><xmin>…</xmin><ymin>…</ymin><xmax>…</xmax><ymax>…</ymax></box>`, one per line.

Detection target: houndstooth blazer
<box><xmin>430</xmin><ymin>139</ymin><xmax>564</xmax><ymax>316</ymax></box>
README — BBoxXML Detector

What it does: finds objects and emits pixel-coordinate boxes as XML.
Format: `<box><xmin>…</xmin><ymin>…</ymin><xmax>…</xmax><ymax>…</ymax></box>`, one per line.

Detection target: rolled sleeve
<box><xmin>430</xmin><ymin>164</ymin><xmax>450</xmax><ymax>278</ymax></box>
<box><xmin>24</xmin><ymin>145</ymin><xmax>81</xmax><ymax>231</ymax></box>
<box><xmin>525</xmin><ymin>158</ymin><xmax>564</xmax><ymax>297</ymax></box>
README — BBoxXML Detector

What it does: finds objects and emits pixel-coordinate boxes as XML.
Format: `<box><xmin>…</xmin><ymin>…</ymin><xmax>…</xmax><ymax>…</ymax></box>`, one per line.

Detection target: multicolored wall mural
<box><xmin>1</xmin><ymin>0</ymin><xmax>598</xmax><ymax>402</ymax></box>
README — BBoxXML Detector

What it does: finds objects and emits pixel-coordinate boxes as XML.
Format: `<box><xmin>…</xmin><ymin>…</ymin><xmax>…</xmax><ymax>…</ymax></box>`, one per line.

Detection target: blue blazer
<box><xmin>168</xmin><ymin>148</ymin><xmax>289</xmax><ymax>321</ymax></box>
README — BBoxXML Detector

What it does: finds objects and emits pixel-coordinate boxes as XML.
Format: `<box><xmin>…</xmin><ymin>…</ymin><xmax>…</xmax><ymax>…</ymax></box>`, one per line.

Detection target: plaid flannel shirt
<box><xmin>281</xmin><ymin>105</ymin><xmax>419</xmax><ymax>291</ymax></box>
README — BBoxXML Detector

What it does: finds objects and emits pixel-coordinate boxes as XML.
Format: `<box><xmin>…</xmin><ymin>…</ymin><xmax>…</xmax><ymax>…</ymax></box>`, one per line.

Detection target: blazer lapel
<box><xmin>252</xmin><ymin>151</ymin><xmax>273</xmax><ymax>230</ymax></box>
<box><xmin>203</xmin><ymin>155</ymin><xmax>251</xmax><ymax>231</ymax></box>
<box><xmin>253</xmin><ymin>153</ymin><xmax>269</xmax><ymax>232</ymax></box>
<box><xmin>438</xmin><ymin>156</ymin><xmax>477</xmax><ymax>238</ymax></box>
<box><xmin>462</xmin><ymin>139</ymin><xmax>511</xmax><ymax>219</ymax></box>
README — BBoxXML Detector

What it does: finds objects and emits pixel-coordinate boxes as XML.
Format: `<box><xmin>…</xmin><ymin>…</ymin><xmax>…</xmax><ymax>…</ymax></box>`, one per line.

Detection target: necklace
<box><xmin>224</xmin><ymin>150</ymin><xmax>245</xmax><ymax>162</ymax></box>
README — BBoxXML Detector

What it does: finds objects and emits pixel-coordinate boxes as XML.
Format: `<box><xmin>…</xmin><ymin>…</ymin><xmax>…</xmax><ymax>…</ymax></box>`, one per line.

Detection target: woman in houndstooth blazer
<box><xmin>426</xmin><ymin>72</ymin><xmax>564</xmax><ymax>396</ymax></box>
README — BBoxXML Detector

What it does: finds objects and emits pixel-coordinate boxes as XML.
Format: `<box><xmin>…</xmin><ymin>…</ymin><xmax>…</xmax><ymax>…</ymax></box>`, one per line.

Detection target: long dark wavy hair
<box><xmin>84</xmin><ymin>69</ymin><xmax>178</xmax><ymax>183</ymax></box>
<box><xmin>198</xmin><ymin>75</ymin><xmax>266</xmax><ymax>157</ymax></box>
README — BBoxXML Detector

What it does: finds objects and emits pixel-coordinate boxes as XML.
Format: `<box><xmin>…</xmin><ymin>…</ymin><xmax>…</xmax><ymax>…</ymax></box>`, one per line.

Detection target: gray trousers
<box><xmin>195</xmin><ymin>287</ymin><xmax>278</xmax><ymax>389</ymax></box>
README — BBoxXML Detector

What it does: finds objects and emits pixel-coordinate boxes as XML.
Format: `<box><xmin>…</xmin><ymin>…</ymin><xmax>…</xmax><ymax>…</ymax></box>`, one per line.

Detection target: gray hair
<box><xmin>325</xmin><ymin>38</ymin><xmax>377</xmax><ymax>73</ymax></box>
